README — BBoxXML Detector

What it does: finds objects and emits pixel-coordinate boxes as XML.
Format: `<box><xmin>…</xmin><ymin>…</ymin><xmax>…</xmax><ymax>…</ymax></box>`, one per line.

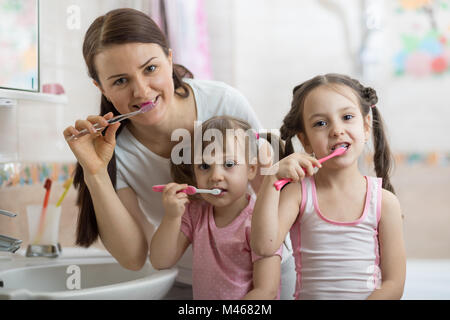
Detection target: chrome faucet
<box><xmin>0</xmin><ymin>209</ymin><xmax>22</xmax><ymax>253</ymax></box>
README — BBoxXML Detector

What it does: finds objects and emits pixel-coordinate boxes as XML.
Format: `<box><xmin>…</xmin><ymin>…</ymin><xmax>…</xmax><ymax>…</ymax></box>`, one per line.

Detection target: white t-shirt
<box><xmin>115</xmin><ymin>78</ymin><xmax>262</xmax><ymax>226</ymax></box>
<box><xmin>115</xmin><ymin>79</ymin><xmax>265</xmax><ymax>283</ymax></box>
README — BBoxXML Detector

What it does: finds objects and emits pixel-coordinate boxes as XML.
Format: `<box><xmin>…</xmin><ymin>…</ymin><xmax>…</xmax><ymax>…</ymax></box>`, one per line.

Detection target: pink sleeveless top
<box><xmin>290</xmin><ymin>176</ymin><xmax>382</xmax><ymax>300</ymax></box>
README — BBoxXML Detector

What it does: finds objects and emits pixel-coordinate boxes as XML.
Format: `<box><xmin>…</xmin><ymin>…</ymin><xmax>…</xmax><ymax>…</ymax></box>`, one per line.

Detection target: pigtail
<box><xmin>279</xmin><ymin>80</ymin><xmax>317</xmax><ymax>159</ymax></box>
<box><xmin>371</xmin><ymin>106</ymin><xmax>396</xmax><ymax>194</ymax></box>
<box><xmin>360</xmin><ymin>85</ymin><xmax>396</xmax><ymax>194</ymax></box>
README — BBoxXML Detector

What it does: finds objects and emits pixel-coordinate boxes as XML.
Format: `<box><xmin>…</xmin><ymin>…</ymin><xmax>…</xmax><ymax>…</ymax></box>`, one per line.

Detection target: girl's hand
<box><xmin>63</xmin><ymin>112</ymin><xmax>121</xmax><ymax>176</ymax></box>
<box><xmin>162</xmin><ymin>183</ymin><xmax>190</xmax><ymax>219</ymax></box>
<box><xmin>273</xmin><ymin>152</ymin><xmax>322</xmax><ymax>182</ymax></box>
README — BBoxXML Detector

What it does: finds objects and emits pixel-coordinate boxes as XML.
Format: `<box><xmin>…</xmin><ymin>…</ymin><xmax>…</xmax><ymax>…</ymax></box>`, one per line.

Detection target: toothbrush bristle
<box><xmin>211</xmin><ymin>189</ymin><xmax>221</xmax><ymax>195</ymax></box>
<box><xmin>139</xmin><ymin>101</ymin><xmax>154</xmax><ymax>113</ymax></box>
<box><xmin>335</xmin><ymin>146</ymin><xmax>348</xmax><ymax>155</ymax></box>
<box><xmin>43</xmin><ymin>178</ymin><xmax>52</xmax><ymax>190</ymax></box>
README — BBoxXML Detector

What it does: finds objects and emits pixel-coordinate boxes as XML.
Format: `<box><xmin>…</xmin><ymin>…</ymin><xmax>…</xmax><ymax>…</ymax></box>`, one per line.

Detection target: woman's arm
<box><xmin>242</xmin><ymin>255</ymin><xmax>282</xmax><ymax>300</ymax></box>
<box><xmin>149</xmin><ymin>183</ymin><xmax>191</xmax><ymax>269</ymax></box>
<box><xmin>367</xmin><ymin>189</ymin><xmax>406</xmax><ymax>300</ymax></box>
<box><xmin>85</xmin><ymin>173</ymin><xmax>149</xmax><ymax>270</ymax></box>
<box><xmin>65</xmin><ymin>114</ymin><xmax>150</xmax><ymax>270</ymax></box>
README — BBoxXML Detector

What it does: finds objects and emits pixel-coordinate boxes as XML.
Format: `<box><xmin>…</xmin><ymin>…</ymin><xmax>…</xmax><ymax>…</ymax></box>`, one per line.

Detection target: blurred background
<box><xmin>0</xmin><ymin>0</ymin><xmax>449</xmax><ymax>299</ymax></box>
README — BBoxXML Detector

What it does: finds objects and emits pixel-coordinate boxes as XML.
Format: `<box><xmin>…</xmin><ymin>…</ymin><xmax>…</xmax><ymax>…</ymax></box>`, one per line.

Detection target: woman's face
<box><xmin>94</xmin><ymin>42</ymin><xmax>174</xmax><ymax>125</ymax></box>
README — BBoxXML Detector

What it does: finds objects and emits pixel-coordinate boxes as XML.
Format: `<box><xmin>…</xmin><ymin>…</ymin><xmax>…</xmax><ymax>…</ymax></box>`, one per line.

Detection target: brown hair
<box><xmin>171</xmin><ymin>115</ymin><xmax>284</xmax><ymax>200</ymax></box>
<box><xmin>73</xmin><ymin>8</ymin><xmax>193</xmax><ymax>247</ymax></box>
<box><xmin>279</xmin><ymin>73</ymin><xmax>395</xmax><ymax>194</ymax></box>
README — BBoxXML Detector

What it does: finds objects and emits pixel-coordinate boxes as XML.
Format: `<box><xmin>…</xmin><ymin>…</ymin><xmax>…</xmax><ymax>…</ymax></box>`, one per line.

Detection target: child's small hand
<box><xmin>273</xmin><ymin>152</ymin><xmax>322</xmax><ymax>182</ymax></box>
<box><xmin>162</xmin><ymin>183</ymin><xmax>190</xmax><ymax>219</ymax></box>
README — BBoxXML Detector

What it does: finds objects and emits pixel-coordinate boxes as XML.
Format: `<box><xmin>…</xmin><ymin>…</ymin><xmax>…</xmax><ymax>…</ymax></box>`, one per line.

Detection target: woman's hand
<box><xmin>162</xmin><ymin>183</ymin><xmax>190</xmax><ymax>219</ymax></box>
<box><xmin>63</xmin><ymin>112</ymin><xmax>121</xmax><ymax>175</ymax></box>
<box><xmin>273</xmin><ymin>152</ymin><xmax>322</xmax><ymax>182</ymax></box>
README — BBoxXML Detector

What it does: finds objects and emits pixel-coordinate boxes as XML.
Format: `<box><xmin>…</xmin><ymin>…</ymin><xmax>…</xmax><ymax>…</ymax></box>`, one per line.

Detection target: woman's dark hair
<box><xmin>74</xmin><ymin>8</ymin><xmax>193</xmax><ymax>247</ymax></box>
<box><xmin>171</xmin><ymin>115</ymin><xmax>284</xmax><ymax>201</ymax></box>
<box><xmin>279</xmin><ymin>73</ymin><xmax>395</xmax><ymax>194</ymax></box>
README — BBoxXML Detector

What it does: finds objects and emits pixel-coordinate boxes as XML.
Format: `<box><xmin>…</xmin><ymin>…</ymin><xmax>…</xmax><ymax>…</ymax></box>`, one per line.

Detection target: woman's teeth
<box><xmin>132</xmin><ymin>97</ymin><xmax>158</xmax><ymax>109</ymax></box>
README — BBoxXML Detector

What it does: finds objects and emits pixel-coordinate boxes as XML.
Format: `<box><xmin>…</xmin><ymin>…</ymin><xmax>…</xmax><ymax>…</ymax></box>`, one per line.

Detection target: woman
<box><xmin>63</xmin><ymin>8</ymin><xmax>295</xmax><ymax>299</ymax></box>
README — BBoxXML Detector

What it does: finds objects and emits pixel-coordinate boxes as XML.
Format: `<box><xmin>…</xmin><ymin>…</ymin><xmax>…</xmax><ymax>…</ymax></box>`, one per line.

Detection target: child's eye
<box><xmin>343</xmin><ymin>114</ymin><xmax>354</xmax><ymax>120</ymax></box>
<box><xmin>113</xmin><ymin>78</ymin><xmax>127</xmax><ymax>86</ymax></box>
<box><xmin>198</xmin><ymin>163</ymin><xmax>210</xmax><ymax>170</ymax></box>
<box><xmin>145</xmin><ymin>65</ymin><xmax>157</xmax><ymax>73</ymax></box>
<box><xmin>313</xmin><ymin>120</ymin><xmax>327</xmax><ymax>127</ymax></box>
<box><xmin>224</xmin><ymin>160</ymin><xmax>236</xmax><ymax>168</ymax></box>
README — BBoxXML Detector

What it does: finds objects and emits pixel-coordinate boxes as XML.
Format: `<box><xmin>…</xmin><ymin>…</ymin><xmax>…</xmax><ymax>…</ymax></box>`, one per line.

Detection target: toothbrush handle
<box><xmin>66</xmin><ymin>111</ymin><xmax>141</xmax><ymax>141</ymax></box>
<box><xmin>152</xmin><ymin>185</ymin><xmax>169</xmax><ymax>192</ymax></box>
<box><xmin>152</xmin><ymin>185</ymin><xmax>192</xmax><ymax>194</ymax></box>
<box><xmin>273</xmin><ymin>165</ymin><xmax>316</xmax><ymax>191</ymax></box>
<box><xmin>67</xmin><ymin>123</ymin><xmax>104</xmax><ymax>141</ymax></box>
<box><xmin>274</xmin><ymin>178</ymin><xmax>293</xmax><ymax>191</ymax></box>
<box><xmin>273</xmin><ymin>148</ymin><xmax>345</xmax><ymax>190</ymax></box>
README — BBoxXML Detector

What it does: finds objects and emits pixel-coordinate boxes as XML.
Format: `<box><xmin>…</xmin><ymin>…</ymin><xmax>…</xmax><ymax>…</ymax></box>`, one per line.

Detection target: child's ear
<box><xmin>168</xmin><ymin>48</ymin><xmax>173</xmax><ymax>67</ymax></box>
<box><xmin>364</xmin><ymin>113</ymin><xmax>372</xmax><ymax>142</ymax></box>
<box><xmin>297</xmin><ymin>133</ymin><xmax>313</xmax><ymax>154</ymax></box>
<box><xmin>247</xmin><ymin>160</ymin><xmax>258</xmax><ymax>181</ymax></box>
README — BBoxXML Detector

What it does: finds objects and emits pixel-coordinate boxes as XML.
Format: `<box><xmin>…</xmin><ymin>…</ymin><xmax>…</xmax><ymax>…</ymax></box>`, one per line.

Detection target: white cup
<box><xmin>26</xmin><ymin>204</ymin><xmax>61</xmax><ymax>245</ymax></box>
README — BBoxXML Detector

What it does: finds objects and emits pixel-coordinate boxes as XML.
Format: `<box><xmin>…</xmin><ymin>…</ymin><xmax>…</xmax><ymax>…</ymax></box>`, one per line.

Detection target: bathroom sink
<box><xmin>0</xmin><ymin>248</ymin><xmax>178</xmax><ymax>300</ymax></box>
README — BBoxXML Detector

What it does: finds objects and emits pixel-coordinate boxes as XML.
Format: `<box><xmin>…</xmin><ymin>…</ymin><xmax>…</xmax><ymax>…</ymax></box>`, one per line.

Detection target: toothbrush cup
<box><xmin>26</xmin><ymin>204</ymin><xmax>62</xmax><ymax>258</ymax></box>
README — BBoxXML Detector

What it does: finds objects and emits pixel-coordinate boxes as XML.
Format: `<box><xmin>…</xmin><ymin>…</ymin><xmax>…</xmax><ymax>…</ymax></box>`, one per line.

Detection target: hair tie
<box><xmin>255</xmin><ymin>132</ymin><xmax>260</xmax><ymax>140</ymax></box>
<box><xmin>370</xmin><ymin>105</ymin><xmax>376</xmax><ymax>109</ymax></box>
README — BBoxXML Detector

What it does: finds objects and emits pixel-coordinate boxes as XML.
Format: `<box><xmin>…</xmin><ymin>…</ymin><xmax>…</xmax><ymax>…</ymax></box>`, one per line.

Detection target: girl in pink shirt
<box><xmin>150</xmin><ymin>116</ymin><xmax>283</xmax><ymax>300</ymax></box>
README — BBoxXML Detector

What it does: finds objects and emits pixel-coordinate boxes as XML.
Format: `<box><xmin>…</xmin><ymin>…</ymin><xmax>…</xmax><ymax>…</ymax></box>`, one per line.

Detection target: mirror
<box><xmin>0</xmin><ymin>0</ymin><xmax>39</xmax><ymax>92</ymax></box>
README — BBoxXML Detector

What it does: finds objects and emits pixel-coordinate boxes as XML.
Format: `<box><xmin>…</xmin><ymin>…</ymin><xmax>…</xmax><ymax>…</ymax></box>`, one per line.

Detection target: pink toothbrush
<box><xmin>67</xmin><ymin>101</ymin><xmax>155</xmax><ymax>141</ymax></box>
<box><xmin>152</xmin><ymin>185</ymin><xmax>222</xmax><ymax>195</ymax></box>
<box><xmin>273</xmin><ymin>146</ymin><xmax>348</xmax><ymax>191</ymax></box>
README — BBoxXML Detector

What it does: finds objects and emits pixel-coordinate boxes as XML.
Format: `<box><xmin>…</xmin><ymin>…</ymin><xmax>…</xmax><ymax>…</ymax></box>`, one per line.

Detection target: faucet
<box><xmin>0</xmin><ymin>209</ymin><xmax>22</xmax><ymax>253</ymax></box>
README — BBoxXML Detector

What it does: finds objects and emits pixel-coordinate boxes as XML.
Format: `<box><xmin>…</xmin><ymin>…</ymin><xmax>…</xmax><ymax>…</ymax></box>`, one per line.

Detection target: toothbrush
<box><xmin>67</xmin><ymin>101</ymin><xmax>155</xmax><ymax>141</ymax></box>
<box><xmin>273</xmin><ymin>145</ymin><xmax>348</xmax><ymax>191</ymax></box>
<box><xmin>33</xmin><ymin>178</ymin><xmax>53</xmax><ymax>244</ymax></box>
<box><xmin>55</xmin><ymin>177</ymin><xmax>73</xmax><ymax>207</ymax></box>
<box><xmin>152</xmin><ymin>185</ymin><xmax>222</xmax><ymax>195</ymax></box>
<box><xmin>0</xmin><ymin>209</ymin><xmax>17</xmax><ymax>217</ymax></box>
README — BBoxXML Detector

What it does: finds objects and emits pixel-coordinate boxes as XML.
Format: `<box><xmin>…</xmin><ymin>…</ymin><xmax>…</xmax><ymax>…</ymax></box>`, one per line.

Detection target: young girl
<box><xmin>150</xmin><ymin>116</ymin><xmax>283</xmax><ymax>300</ymax></box>
<box><xmin>251</xmin><ymin>74</ymin><xmax>406</xmax><ymax>300</ymax></box>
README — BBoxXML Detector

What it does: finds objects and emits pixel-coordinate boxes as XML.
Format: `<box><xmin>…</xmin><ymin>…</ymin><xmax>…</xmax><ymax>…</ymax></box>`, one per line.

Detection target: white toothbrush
<box><xmin>152</xmin><ymin>185</ymin><xmax>222</xmax><ymax>195</ymax></box>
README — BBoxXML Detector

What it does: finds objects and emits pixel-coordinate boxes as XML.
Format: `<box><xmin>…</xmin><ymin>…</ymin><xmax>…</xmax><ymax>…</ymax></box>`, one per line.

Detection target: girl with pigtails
<box><xmin>251</xmin><ymin>73</ymin><xmax>406</xmax><ymax>299</ymax></box>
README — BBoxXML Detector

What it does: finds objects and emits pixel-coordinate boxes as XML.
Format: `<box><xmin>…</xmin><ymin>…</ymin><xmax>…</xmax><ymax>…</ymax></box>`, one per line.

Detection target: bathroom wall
<box><xmin>1</xmin><ymin>0</ymin><xmax>449</xmax><ymax>258</ymax></box>
<box><xmin>206</xmin><ymin>0</ymin><xmax>450</xmax><ymax>259</ymax></box>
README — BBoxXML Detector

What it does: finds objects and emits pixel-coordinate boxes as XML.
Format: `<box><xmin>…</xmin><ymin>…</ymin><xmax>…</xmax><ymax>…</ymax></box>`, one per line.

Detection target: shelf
<box><xmin>0</xmin><ymin>88</ymin><xmax>68</xmax><ymax>105</ymax></box>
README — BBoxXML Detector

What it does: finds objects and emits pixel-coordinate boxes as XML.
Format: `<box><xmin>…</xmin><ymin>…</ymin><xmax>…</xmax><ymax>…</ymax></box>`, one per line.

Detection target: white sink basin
<box><xmin>0</xmin><ymin>248</ymin><xmax>178</xmax><ymax>300</ymax></box>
